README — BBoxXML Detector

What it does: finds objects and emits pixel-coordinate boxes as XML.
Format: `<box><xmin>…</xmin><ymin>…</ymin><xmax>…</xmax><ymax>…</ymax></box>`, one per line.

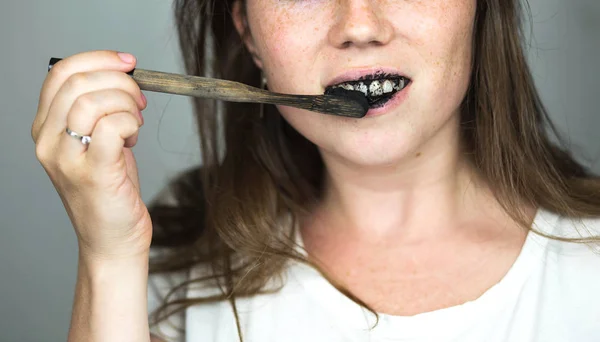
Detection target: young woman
<box><xmin>32</xmin><ymin>0</ymin><xmax>600</xmax><ymax>341</ymax></box>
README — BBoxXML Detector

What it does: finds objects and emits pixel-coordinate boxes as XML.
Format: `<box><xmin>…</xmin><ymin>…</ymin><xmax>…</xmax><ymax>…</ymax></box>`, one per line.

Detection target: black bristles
<box><xmin>324</xmin><ymin>88</ymin><xmax>370</xmax><ymax>117</ymax></box>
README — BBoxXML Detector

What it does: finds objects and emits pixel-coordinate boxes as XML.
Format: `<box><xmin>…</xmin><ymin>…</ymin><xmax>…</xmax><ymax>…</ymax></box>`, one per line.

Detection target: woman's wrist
<box><xmin>70</xmin><ymin>249</ymin><xmax>150</xmax><ymax>342</ymax></box>
<box><xmin>78</xmin><ymin>249</ymin><xmax>150</xmax><ymax>285</ymax></box>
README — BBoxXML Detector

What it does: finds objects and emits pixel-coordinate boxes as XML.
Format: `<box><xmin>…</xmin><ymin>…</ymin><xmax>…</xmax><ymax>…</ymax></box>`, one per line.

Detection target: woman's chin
<box><xmin>320</xmin><ymin>142</ymin><xmax>420</xmax><ymax>171</ymax></box>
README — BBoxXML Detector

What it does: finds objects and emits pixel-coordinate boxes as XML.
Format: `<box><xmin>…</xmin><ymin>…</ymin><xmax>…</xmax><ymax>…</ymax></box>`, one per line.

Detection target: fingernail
<box><xmin>117</xmin><ymin>52</ymin><xmax>135</xmax><ymax>64</ymax></box>
<box><xmin>138</xmin><ymin>110</ymin><xmax>144</xmax><ymax>126</ymax></box>
<box><xmin>141</xmin><ymin>92</ymin><xmax>147</xmax><ymax>105</ymax></box>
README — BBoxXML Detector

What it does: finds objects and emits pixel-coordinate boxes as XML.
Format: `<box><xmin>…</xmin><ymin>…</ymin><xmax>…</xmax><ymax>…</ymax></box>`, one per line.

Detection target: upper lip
<box><xmin>324</xmin><ymin>67</ymin><xmax>411</xmax><ymax>89</ymax></box>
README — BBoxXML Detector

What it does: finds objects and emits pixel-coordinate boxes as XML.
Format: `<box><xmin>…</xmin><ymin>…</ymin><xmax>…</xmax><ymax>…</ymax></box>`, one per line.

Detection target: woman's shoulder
<box><xmin>146</xmin><ymin>166</ymin><xmax>205</xmax><ymax>340</ymax></box>
<box><xmin>147</xmin><ymin>252</ymin><xmax>190</xmax><ymax>342</ymax></box>
<box><xmin>527</xmin><ymin>209</ymin><xmax>600</xmax><ymax>334</ymax></box>
<box><xmin>147</xmin><ymin>251</ymin><xmax>228</xmax><ymax>341</ymax></box>
<box><xmin>148</xmin><ymin>257</ymin><xmax>257</xmax><ymax>342</ymax></box>
<box><xmin>536</xmin><ymin>208</ymin><xmax>600</xmax><ymax>243</ymax></box>
<box><xmin>532</xmin><ymin>208</ymin><xmax>600</xmax><ymax>255</ymax></box>
<box><xmin>530</xmin><ymin>209</ymin><xmax>600</xmax><ymax>306</ymax></box>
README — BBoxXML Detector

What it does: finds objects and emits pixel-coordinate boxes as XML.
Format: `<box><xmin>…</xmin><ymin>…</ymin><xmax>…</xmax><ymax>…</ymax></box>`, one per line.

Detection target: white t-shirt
<box><xmin>148</xmin><ymin>208</ymin><xmax>600</xmax><ymax>342</ymax></box>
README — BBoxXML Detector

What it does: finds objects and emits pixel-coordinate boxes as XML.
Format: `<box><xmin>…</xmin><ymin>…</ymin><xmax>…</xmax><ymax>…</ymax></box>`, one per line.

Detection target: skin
<box><xmin>234</xmin><ymin>0</ymin><xmax>535</xmax><ymax>315</ymax></box>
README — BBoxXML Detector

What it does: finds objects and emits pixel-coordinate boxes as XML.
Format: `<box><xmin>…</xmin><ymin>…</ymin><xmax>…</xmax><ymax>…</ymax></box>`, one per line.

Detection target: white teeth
<box><xmin>382</xmin><ymin>80</ymin><xmax>394</xmax><ymax>93</ymax></box>
<box><xmin>369</xmin><ymin>80</ymin><xmax>383</xmax><ymax>96</ymax></box>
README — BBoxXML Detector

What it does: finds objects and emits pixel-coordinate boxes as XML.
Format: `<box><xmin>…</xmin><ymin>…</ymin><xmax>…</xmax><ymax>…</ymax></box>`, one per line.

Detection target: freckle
<box><xmin>416</xmin><ymin>152</ymin><xmax>422</xmax><ymax>157</ymax></box>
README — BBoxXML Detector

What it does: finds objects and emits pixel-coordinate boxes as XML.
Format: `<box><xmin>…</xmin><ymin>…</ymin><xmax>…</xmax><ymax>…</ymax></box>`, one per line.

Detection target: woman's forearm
<box><xmin>68</xmin><ymin>253</ymin><xmax>151</xmax><ymax>342</ymax></box>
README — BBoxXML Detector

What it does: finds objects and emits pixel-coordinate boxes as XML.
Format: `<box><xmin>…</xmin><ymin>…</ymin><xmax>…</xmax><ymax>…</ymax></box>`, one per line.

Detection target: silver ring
<box><xmin>65</xmin><ymin>128</ymin><xmax>91</xmax><ymax>145</ymax></box>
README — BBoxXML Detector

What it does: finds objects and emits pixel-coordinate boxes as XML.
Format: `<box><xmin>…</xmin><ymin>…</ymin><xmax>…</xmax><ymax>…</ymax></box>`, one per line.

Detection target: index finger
<box><xmin>33</xmin><ymin>50</ymin><xmax>137</xmax><ymax>140</ymax></box>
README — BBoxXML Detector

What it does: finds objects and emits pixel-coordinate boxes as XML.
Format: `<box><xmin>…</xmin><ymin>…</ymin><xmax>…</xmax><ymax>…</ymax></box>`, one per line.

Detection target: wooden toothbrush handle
<box><xmin>131</xmin><ymin>69</ymin><xmax>365</xmax><ymax>116</ymax></box>
<box><xmin>48</xmin><ymin>57</ymin><xmax>267</xmax><ymax>102</ymax></box>
<box><xmin>130</xmin><ymin>68</ymin><xmax>271</xmax><ymax>103</ymax></box>
<box><xmin>48</xmin><ymin>57</ymin><xmax>368</xmax><ymax>117</ymax></box>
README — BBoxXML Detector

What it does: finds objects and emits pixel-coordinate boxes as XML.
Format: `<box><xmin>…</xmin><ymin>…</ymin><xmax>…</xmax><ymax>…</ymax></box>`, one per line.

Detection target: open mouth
<box><xmin>324</xmin><ymin>73</ymin><xmax>411</xmax><ymax>109</ymax></box>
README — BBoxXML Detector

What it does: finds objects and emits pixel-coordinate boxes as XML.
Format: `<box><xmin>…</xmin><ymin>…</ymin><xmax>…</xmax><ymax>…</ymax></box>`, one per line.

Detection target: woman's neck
<box><xmin>312</xmin><ymin>126</ymin><xmax>500</xmax><ymax>242</ymax></box>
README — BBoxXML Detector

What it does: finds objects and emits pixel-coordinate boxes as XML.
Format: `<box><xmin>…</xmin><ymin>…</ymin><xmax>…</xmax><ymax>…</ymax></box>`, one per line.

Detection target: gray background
<box><xmin>0</xmin><ymin>0</ymin><xmax>598</xmax><ymax>341</ymax></box>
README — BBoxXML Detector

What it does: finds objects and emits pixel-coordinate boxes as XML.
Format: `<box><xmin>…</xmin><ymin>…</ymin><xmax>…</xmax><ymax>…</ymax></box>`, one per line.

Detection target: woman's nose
<box><xmin>328</xmin><ymin>0</ymin><xmax>394</xmax><ymax>49</ymax></box>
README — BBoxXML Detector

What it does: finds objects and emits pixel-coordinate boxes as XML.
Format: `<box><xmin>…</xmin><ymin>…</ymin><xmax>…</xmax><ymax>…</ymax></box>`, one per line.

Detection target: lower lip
<box><xmin>364</xmin><ymin>82</ymin><xmax>411</xmax><ymax>117</ymax></box>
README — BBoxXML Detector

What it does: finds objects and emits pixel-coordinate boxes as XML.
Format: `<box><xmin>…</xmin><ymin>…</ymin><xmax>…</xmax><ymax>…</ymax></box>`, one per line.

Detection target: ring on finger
<box><xmin>65</xmin><ymin>127</ymin><xmax>92</xmax><ymax>145</ymax></box>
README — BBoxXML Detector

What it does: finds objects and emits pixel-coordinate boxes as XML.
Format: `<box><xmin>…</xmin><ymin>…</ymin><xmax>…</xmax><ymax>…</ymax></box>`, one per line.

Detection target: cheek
<box><xmin>412</xmin><ymin>1</ymin><xmax>476</xmax><ymax>103</ymax></box>
<box><xmin>432</xmin><ymin>1</ymin><xmax>475</xmax><ymax>72</ymax></box>
<box><xmin>248</xmin><ymin>2</ymin><xmax>328</xmax><ymax>93</ymax></box>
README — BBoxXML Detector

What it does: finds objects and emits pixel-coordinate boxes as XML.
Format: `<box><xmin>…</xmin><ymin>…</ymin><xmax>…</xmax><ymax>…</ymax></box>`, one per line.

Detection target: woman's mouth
<box><xmin>324</xmin><ymin>72</ymin><xmax>411</xmax><ymax>114</ymax></box>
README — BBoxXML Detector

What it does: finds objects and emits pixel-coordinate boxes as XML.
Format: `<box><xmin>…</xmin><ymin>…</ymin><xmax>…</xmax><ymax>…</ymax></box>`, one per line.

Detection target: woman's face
<box><xmin>235</xmin><ymin>0</ymin><xmax>477</xmax><ymax>167</ymax></box>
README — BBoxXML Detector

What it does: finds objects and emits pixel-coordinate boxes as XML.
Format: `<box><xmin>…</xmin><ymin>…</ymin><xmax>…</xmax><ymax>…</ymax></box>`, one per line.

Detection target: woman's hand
<box><xmin>32</xmin><ymin>50</ymin><xmax>151</xmax><ymax>261</ymax></box>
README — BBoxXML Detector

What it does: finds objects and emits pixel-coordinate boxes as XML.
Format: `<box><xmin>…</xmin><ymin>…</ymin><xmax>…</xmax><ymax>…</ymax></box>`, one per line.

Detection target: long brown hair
<box><xmin>148</xmin><ymin>0</ymin><xmax>600</xmax><ymax>339</ymax></box>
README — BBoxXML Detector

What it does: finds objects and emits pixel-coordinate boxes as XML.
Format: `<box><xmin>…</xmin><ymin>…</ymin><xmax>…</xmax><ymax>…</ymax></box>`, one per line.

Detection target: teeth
<box><xmin>382</xmin><ymin>80</ymin><xmax>394</xmax><ymax>93</ymax></box>
<box><xmin>393</xmin><ymin>78</ymin><xmax>405</xmax><ymax>91</ymax></box>
<box><xmin>332</xmin><ymin>77</ymin><xmax>407</xmax><ymax>98</ymax></box>
<box><xmin>356</xmin><ymin>82</ymin><xmax>368</xmax><ymax>96</ymax></box>
<box><xmin>369</xmin><ymin>80</ymin><xmax>383</xmax><ymax>96</ymax></box>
